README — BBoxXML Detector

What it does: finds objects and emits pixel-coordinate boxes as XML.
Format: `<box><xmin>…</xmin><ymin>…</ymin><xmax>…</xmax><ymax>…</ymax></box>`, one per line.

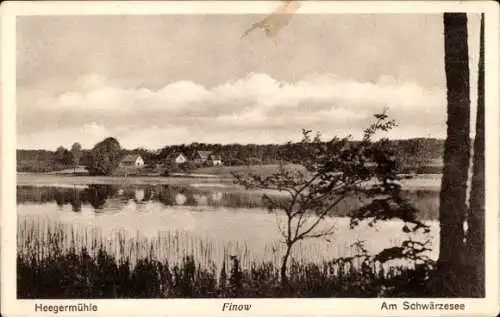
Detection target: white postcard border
<box><xmin>1</xmin><ymin>1</ymin><xmax>499</xmax><ymax>317</ymax></box>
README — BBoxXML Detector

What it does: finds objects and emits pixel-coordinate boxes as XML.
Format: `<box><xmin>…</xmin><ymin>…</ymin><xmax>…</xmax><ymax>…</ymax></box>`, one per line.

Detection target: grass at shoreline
<box><xmin>17</xmin><ymin>173</ymin><xmax>229</xmax><ymax>186</ymax></box>
<box><xmin>17</xmin><ymin>171</ymin><xmax>442</xmax><ymax>190</ymax></box>
<box><xmin>192</xmin><ymin>164</ymin><xmax>307</xmax><ymax>177</ymax></box>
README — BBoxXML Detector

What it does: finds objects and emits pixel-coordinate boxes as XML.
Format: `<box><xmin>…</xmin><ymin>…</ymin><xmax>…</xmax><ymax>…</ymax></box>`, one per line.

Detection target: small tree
<box><xmin>54</xmin><ymin>145</ymin><xmax>72</xmax><ymax>167</ymax></box>
<box><xmin>233</xmin><ymin>112</ymin><xmax>427</xmax><ymax>286</ymax></box>
<box><xmin>54</xmin><ymin>146</ymin><xmax>66</xmax><ymax>161</ymax></box>
<box><xmin>71</xmin><ymin>142</ymin><xmax>82</xmax><ymax>174</ymax></box>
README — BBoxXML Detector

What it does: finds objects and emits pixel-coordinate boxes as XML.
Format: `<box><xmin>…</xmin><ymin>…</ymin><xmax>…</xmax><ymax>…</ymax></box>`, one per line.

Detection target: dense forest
<box><xmin>17</xmin><ymin>138</ymin><xmax>445</xmax><ymax>173</ymax></box>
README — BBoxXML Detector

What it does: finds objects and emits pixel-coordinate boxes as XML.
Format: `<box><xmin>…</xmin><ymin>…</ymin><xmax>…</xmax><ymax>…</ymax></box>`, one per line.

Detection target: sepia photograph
<box><xmin>1</xmin><ymin>1</ymin><xmax>499</xmax><ymax>316</ymax></box>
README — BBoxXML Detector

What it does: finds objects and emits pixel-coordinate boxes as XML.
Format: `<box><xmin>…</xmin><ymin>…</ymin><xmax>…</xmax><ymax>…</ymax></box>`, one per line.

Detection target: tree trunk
<box><xmin>280</xmin><ymin>243</ymin><xmax>292</xmax><ymax>288</ymax></box>
<box><xmin>435</xmin><ymin>13</ymin><xmax>471</xmax><ymax>297</ymax></box>
<box><xmin>466</xmin><ymin>13</ymin><xmax>485</xmax><ymax>297</ymax></box>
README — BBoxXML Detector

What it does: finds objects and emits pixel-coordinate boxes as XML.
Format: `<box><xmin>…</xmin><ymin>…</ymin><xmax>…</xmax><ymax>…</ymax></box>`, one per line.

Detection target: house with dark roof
<box><xmin>192</xmin><ymin>151</ymin><xmax>212</xmax><ymax>165</ymax></box>
<box><xmin>120</xmin><ymin>154</ymin><xmax>145</xmax><ymax>168</ymax></box>
<box><xmin>208</xmin><ymin>154</ymin><xmax>223</xmax><ymax>166</ymax></box>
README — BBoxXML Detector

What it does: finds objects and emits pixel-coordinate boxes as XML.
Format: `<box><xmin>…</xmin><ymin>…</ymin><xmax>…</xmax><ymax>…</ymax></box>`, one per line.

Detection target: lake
<box><xmin>17</xmin><ymin>182</ymin><xmax>440</xmax><ymax>271</ymax></box>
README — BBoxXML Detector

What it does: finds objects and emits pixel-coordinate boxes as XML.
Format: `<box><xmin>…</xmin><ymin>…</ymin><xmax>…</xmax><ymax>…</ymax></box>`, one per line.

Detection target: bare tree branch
<box><xmin>231</xmin><ymin>111</ymin><xmax>411</xmax><ymax>285</ymax></box>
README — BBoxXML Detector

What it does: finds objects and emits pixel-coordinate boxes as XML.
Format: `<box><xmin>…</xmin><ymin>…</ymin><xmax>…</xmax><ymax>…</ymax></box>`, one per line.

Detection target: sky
<box><xmin>16</xmin><ymin>12</ymin><xmax>481</xmax><ymax>150</ymax></box>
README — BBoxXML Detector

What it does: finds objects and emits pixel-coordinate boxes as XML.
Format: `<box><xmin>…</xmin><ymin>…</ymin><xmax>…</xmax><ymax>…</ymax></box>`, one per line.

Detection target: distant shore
<box><xmin>17</xmin><ymin>171</ymin><xmax>443</xmax><ymax>190</ymax></box>
<box><xmin>16</xmin><ymin>173</ymin><xmax>228</xmax><ymax>186</ymax></box>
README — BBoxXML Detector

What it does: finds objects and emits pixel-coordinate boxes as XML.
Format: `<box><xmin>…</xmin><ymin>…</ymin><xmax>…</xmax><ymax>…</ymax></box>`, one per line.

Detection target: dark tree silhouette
<box><xmin>434</xmin><ymin>13</ymin><xmax>471</xmax><ymax>297</ymax></box>
<box><xmin>466</xmin><ymin>13</ymin><xmax>485</xmax><ymax>297</ymax></box>
<box><xmin>54</xmin><ymin>145</ymin><xmax>72</xmax><ymax>167</ymax></box>
<box><xmin>87</xmin><ymin>137</ymin><xmax>122</xmax><ymax>176</ymax></box>
<box><xmin>54</xmin><ymin>146</ymin><xmax>66</xmax><ymax>162</ymax></box>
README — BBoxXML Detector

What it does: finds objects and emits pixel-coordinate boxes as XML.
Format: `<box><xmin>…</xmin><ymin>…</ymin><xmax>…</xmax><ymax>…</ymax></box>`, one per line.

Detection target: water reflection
<box><xmin>85</xmin><ymin>185</ymin><xmax>118</xmax><ymax>210</ymax></box>
<box><xmin>71</xmin><ymin>188</ymin><xmax>82</xmax><ymax>212</ymax></box>
<box><xmin>16</xmin><ymin>184</ymin><xmax>265</xmax><ymax>213</ymax></box>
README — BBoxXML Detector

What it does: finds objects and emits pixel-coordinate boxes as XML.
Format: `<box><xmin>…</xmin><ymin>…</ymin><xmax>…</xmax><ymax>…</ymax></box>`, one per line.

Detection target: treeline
<box><xmin>391</xmin><ymin>138</ymin><xmax>444</xmax><ymax>167</ymax></box>
<box><xmin>17</xmin><ymin>138</ymin><xmax>445</xmax><ymax>173</ymax></box>
<box><xmin>17</xmin><ymin>148</ymin><xmax>87</xmax><ymax>173</ymax></box>
<box><xmin>154</xmin><ymin>138</ymin><xmax>445</xmax><ymax>168</ymax></box>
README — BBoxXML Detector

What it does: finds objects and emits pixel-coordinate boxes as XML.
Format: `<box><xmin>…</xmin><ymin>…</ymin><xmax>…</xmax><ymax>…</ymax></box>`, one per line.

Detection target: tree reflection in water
<box><xmin>70</xmin><ymin>186</ymin><xmax>82</xmax><ymax>212</ymax></box>
<box><xmin>16</xmin><ymin>184</ymin><xmax>253</xmax><ymax>211</ymax></box>
<box><xmin>84</xmin><ymin>184</ymin><xmax>119</xmax><ymax>210</ymax></box>
<box><xmin>54</xmin><ymin>190</ymin><xmax>65</xmax><ymax>208</ymax></box>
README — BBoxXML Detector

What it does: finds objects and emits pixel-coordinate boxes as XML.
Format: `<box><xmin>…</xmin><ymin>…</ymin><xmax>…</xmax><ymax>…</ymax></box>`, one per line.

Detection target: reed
<box><xmin>17</xmin><ymin>217</ymin><xmax>433</xmax><ymax>298</ymax></box>
<box><xmin>19</xmin><ymin>217</ymin><xmax>381</xmax><ymax>272</ymax></box>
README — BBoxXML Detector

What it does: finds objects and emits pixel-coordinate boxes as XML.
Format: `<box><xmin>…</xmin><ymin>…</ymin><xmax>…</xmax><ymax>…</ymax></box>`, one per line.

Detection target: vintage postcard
<box><xmin>1</xmin><ymin>1</ymin><xmax>499</xmax><ymax>316</ymax></box>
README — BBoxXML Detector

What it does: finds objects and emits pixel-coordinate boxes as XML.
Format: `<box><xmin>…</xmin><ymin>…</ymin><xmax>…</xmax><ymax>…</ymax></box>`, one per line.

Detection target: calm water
<box><xmin>17</xmin><ymin>184</ymin><xmax>439</xmax><ymax>268</ymax></box>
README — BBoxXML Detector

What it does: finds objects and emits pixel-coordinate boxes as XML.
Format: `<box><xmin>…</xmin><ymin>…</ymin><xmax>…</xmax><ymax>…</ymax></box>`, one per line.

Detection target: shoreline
<box><xmin>16</xmin><ymin>173</ymin><xmax>229</xmax><ymax>186</ymax></box>
<box><xmin>16</xmin><ymin>172</ymin><xmax>443</xmax><ymax>190</ymax></box>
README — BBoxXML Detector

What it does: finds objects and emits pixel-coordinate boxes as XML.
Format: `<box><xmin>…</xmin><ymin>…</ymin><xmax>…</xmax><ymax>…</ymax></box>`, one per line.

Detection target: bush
<box><xmin>161</xmin><ymin>170</ymin><xmax>171</xmax><ymax>176</ymax></box>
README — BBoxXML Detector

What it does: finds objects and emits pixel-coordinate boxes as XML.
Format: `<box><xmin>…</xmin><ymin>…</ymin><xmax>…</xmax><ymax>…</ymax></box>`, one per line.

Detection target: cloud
<box><xmin>17</xmin><ymin>72</ymin><xmax>448</xmax><ymax>149</ymax></box>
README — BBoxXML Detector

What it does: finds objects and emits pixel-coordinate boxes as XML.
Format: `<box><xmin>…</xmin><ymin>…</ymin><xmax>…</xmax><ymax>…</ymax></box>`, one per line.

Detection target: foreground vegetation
<box><xmin>17</xmin><ymin>219</ymin><xmax>434</xmax><ymax>298</ymax></box>
<box><xmin>18</xmin><ymin>249</ymin><xmax>433</xmax><ymax>298</ymax></box>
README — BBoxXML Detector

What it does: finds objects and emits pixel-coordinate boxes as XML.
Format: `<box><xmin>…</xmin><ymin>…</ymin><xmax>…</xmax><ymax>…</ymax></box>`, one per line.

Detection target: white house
<box><xmin>208</xmin><ymin>154</ymin><xmax>223</xmax><ymax>166</ymax></box>
<box><xmin>174</xmin><ymin>153</ymin><xmax>188</xmax><ymax>164</ymax></box>
<box><xmin>120</xmin><ymin>154</ymin><xmax>145</xmax><ymax>168</ymax></box>
<box><xmin>166</xmin><ymin>153</ymin><xmax>188</xmax><ymax>165</ymax></box>
<box><xmin>192</xmin><ymin>151</ymin><xmax>223</xmax><ymax>166</ymax></box>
